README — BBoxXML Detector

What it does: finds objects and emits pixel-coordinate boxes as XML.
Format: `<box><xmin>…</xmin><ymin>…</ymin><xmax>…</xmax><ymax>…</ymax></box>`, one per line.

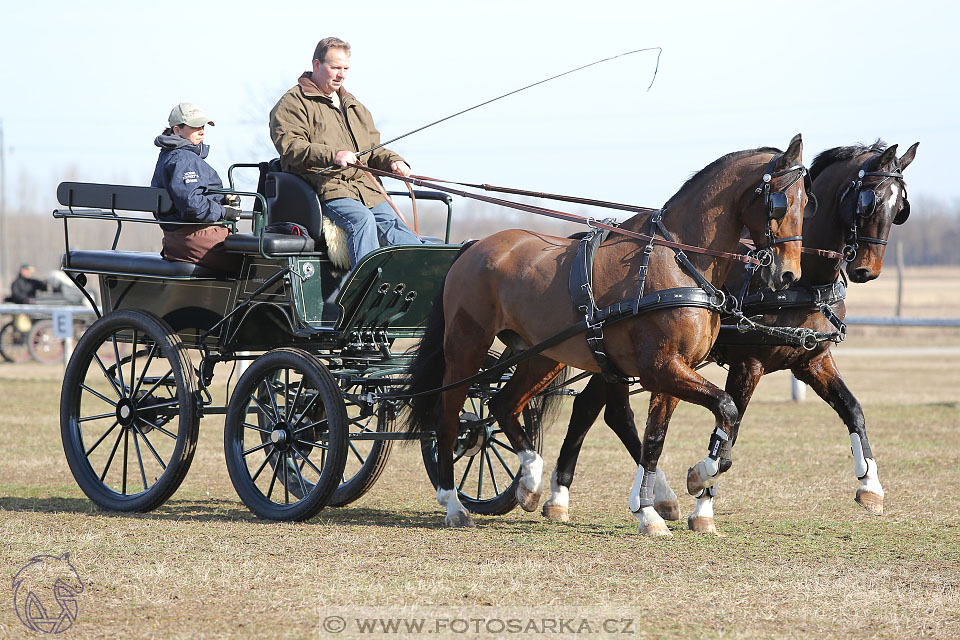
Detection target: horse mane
<box><xmin>809</xmin><ymin>139</ymin><xmax>889</xmax><ymax>181</ymax></box>
<box><xmin>665</xmin><ymin>146</ymin><xmax>781</xmax><ymax>208</ymax></box>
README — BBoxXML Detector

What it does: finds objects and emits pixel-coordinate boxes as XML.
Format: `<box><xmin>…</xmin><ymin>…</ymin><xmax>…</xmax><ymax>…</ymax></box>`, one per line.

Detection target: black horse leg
<box><xmin>687</xmin><ymin>357</ymin><xmax>764</xmax><ymax>532</ymax></box>
<box><xmin>630</xmin><ymin>392</ymin><xmax>681</xmax><ymax>535</ymax></box>
<box><xmin>792</xmin><ymin>350</ymin><xmax>884</xmax><ymax>515</ymax></box>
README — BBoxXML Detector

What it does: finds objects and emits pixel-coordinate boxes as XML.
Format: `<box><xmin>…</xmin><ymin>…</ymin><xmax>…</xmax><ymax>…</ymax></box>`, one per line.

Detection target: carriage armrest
<box><xmin>57</xmin><ymin>182</ymin><xmax>175</xmax><ymax>215</ymax></box>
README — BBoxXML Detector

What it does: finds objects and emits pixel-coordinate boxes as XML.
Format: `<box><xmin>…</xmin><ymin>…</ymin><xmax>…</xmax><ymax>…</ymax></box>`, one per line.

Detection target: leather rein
<box><xmin>355</xmin><ymin>163</ymin><xmax>809</xmax><ymax>266</ymax></box>
<box><xmin>361</xmin><ymin>165</ymin><xmax>844</xmax><ymax>263</ymax></box>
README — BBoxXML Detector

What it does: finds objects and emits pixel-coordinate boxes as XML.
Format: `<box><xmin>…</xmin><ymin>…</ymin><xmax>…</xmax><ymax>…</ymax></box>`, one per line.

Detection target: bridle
<box><xmin>740</xmin><ymin>154</ymin><xmax>815</xmax><ymax>266</ymax></box>
<box><xmin>838</xmin><ymin>156</ymin><xmax>909</xmax><ymax>262</ymax></box>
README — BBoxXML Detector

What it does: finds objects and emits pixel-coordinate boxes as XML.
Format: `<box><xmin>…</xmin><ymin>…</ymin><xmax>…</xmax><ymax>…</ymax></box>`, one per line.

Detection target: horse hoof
<box><xmin>516</xmin><ymin>485</ymin><xmax>542</xmax><ymax>512</ymax></box>
<box><xmin>445</xmin><ymin>511</ymin><xmax>475</xmax><ymax>528</ymax></box>
<box><xmin>855</xmin><ymin>489</ymin><xmax>884</xmax><ymax>516</ymax></box>
<box><xmin>654</xmin><ymin>500</ymin><xmax>681</xmax><ymax>521</ymax></box>
<box><xmin>542</xmin><ymin>503</ymin><xmax>569</xmax><ymax>522</ymax></box>
<box><xmin>686</xmin><ymin>462</ymin><xmax>715</xmax><ymax>495</ymax></box>
<box><xmin>639</xmin><ymin>521</ymin><xmax>672</xmax><ymax>537</ymax></box>
<box><xmin>688</xmin><ymin>515</ymin><xmax>717</xmax><ymax>534</ymax></box>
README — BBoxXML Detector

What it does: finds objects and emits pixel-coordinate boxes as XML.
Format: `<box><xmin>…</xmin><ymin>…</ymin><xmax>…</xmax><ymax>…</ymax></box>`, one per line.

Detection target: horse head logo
<box><xmin>12</xmin><ymin>553</ymin><xmax>84</xmax><ymax>634</ymax></box>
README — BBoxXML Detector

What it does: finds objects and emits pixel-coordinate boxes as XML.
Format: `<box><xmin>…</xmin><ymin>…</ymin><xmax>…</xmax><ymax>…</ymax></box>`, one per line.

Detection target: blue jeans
<box><xmin>320</xmin><ymin>198</ymin><xmax>424</xmax><ymax>267</ymax></box>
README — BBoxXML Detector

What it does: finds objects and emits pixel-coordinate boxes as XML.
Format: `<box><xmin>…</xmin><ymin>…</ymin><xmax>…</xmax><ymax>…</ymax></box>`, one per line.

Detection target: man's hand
<box><xmin>223</xmin><ymin>205</ymin><xmax>242</xmax><ymax>221</ymax></box>
<box><xmin>222</xmin><ymin>194</ymin><xmax>241</xmax><ymax>207</ymax></box>
<box><xmin>334</xmin><ymin>150</ymin><xmax>358</xmax><ymax>168</ymax></box>
<box><xmin>390</xmin><ymin>160</ymin><xmax>412</xmax><ymax>177</ymax></box>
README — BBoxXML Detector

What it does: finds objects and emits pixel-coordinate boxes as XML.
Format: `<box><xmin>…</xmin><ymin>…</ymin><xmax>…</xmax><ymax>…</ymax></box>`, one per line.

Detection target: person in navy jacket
<box><xmin>151</xmin><ymin>103</ymin><xmax>241</xmax><ymax>272</ymax></box>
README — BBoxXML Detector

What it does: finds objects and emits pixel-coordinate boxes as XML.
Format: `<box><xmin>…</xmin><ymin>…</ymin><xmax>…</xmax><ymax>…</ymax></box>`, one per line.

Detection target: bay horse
<box><xmin>540</xmin><ymin>140</ymin><xmax>919</xmax><ymax>533</ymax></box>
<box><xmin>403</xmin><ymin>135</ymin><xmax>810</xmax><ymax>534</ymax></box>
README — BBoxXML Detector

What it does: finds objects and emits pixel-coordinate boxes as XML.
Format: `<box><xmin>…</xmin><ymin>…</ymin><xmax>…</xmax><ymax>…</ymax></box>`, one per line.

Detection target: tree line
<box><xmin>2</xmin><ymin>195</ymin><xmax>958</xmax><ymax>292</ymax></box>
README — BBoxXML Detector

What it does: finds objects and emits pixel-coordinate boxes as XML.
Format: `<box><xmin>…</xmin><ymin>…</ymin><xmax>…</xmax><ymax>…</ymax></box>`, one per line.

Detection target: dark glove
<box><xmin>223</xmin><ymin>205</ymin><xmax>242</xmax><ymax>221</ymax></box>
<box><xmin>222</xmin><ymin>194</ymin><xmax>241</xmax><ymax>207</ymax></box>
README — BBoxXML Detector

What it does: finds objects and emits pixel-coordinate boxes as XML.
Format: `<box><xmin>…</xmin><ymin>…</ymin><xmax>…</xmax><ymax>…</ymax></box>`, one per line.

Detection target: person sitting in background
<box><xmin>151</xmin><ymin>102</ymin><xmax>241</xmax><ymax>272</ymax></box>
<box><xmin>6</xmin><ymin>264</ymin><xmax>47</xmax><ymax>304</ymax></box>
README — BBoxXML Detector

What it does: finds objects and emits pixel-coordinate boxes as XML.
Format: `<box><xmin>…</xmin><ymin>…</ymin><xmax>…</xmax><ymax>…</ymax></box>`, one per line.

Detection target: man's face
<box><xmin>173</xmin><ymin>124</ymin><xmax>205</xmax><ymax>146</ymax></box>
<box><xmin>312</xmin><ymin>48</ymin><xmax>350</xmax><ymax>95</ymax></box>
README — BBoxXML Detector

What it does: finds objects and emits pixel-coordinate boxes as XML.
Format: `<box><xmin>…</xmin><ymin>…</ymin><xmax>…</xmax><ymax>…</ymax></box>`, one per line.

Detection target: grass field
<box><xmin>1</xmin><ymin>269</ymin><xmax>959</xmax><ymax>639</ymax></box>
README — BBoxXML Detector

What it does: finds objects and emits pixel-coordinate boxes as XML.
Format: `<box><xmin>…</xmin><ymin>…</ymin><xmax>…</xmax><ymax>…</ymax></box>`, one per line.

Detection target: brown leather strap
<box><xmin>405</xmin><ymin>180</ymin><xmax>419</xmax><ymax>234</ymax></box>
<box><xmin>362</xmin><ymin>168</ymin><xmax>421</xmax><ymax>239</ymax></box>
<box><xmin>354</xmin><ymin>163</ymin><xmax>764</xmax><ymax>265</ymax></box>
<box><xmin>740</xmin><ymin>238</ymin><xmax>843</xmax><ymax>260</ymax></box>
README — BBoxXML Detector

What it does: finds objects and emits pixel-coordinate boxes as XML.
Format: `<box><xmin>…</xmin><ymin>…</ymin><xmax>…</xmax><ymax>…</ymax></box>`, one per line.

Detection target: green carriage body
<box><xmin>53</xmin><ymin>167</ymin><xmax>536</xmax><ymax>522</ymax></box>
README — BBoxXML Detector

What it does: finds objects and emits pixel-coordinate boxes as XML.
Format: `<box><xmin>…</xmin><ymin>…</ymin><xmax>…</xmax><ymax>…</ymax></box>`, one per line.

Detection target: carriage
<box><xmin>55</xmin><ymin>162</ymin><xmax>542</xmax><ymax>521</ymax></box>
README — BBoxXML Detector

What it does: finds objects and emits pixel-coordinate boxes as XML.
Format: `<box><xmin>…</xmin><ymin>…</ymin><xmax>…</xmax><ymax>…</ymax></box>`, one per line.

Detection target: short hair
<box><xmin>313</xmin><ymin>37</ymin><xmax>350</xmax><ymax>64</ymax></box>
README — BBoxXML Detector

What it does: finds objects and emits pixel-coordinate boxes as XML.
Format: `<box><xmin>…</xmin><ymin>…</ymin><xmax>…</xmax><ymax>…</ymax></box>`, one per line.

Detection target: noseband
<box><xmin>839</xmin><ymin>157</ymin><xmax>908</xmax><ymax>262</ymax></box>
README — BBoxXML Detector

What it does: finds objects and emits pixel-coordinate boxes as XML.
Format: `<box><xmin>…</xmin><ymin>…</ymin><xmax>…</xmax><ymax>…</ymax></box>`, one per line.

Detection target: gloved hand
<box><xmin>222</xmin><ymin>194</ymin><xmax>241</xmax><ymax>207</ymax></box>
<box><xmin>223</xmin><ymin>205</ymin><xmax>242</xmax><ymax>221</ymax></box>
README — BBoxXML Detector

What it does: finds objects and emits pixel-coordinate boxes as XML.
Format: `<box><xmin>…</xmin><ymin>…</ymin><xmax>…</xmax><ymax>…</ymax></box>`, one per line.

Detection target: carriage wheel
<box><xmin>224</xmin><ymin>348</ymin><xmax>348</xmax><ymax>521</ymax></box>
<box><xmin>60</xmin><ymin>310</ymin><xmax>200</xmax><ymax>512</ymax></box>
<box><xmin>0</xmin><ymin>320</ymin><xmax>31</xmax><ymax>363</ymax></box>
<box><xmin>420</xmin><ymin>352</ymin><xmax>543</xmax><ymax>515</ymax></box>
<box><xmin>264</xmin><ymin>380</ymin><xmax>396</xmax><ymax>508</ymax></box>
<box><xmin>328</xmin><ymin>381</ymin><xmax>396</xmax><ymax>507</ymax></box>
<box><xmin>28</xmin><ymin>320</ymin><xmax>65</xmax><ymax>364</ymax></box>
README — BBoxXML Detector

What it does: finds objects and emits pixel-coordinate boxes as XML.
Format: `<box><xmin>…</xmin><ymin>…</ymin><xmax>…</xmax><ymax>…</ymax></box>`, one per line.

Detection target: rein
<box><xmin>417</xmin><ymin>172</ymin><xmax>846</xmax><ymax>262</ymax></box>
<box><xmin>354</xmin><ymin>163</ymin><xmax>765</xmax><ymax>266</ymax></box>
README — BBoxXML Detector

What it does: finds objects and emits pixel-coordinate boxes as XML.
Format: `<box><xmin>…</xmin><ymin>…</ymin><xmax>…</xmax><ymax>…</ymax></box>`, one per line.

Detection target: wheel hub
<box><xmin>270</xmin><ymin>423</ymin><xmax>291</xmax><ymax>451</ymax></box>
<box><xmin>116</xmin><ymin>398</ymin><xmax>136</xmax><ymax>427</ymax></box>
<box><xmin>454</xmin><ymin>412</ymin><xmax>489</xmax><ymax>458</ymax></box>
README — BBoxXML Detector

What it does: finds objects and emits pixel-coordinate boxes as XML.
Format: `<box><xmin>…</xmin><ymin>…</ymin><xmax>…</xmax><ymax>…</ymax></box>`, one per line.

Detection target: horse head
<box><xmin>841</xmin><ymin>142</ymin><xmax>919</xmax><ymax>282</ymax></box>
<box><xmin>739</xmin><ymin>133</ymin><xmax>808</xmax><ymax>290</ymax></box>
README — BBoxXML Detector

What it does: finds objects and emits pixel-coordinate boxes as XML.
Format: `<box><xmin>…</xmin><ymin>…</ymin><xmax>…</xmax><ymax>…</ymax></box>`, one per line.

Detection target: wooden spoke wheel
<box><xmin>60</xmin><ymin>310</ymin><xmax>200</xmax><ymax>512</ymax></box>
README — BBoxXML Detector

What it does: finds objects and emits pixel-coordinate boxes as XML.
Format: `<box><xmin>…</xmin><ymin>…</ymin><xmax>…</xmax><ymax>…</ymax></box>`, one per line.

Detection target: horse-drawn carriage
<box><xmin>55</xmin><ymin>162</ymin><xmax>541</xmax><ymax>521</ymax></box>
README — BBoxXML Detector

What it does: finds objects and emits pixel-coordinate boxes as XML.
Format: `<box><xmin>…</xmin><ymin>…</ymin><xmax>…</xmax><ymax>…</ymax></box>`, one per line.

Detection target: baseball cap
<box><xmin>167</xmin><ymin>102</ymin><xmax>215</xmax><ymax>128</ymax></box>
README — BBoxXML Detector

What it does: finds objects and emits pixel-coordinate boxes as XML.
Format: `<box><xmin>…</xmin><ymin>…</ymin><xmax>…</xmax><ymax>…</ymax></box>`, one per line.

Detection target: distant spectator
<box><xmin>6</xmin><ymin>264</ymin><xmax>47</xmax><ymax>304</ymax></box>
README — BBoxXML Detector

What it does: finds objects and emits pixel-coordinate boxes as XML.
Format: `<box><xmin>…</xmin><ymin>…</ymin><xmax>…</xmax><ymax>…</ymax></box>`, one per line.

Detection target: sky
<box><xmin>1</xmin><ymin>0</ymin><xmax>958</xmax><ymax>219</ymax></box>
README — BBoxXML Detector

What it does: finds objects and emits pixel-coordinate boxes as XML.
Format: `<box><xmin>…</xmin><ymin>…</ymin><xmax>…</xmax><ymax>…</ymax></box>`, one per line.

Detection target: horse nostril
<box><xmin>781</xmin><ymin>271</ymin><xmax>796</xmax><ymax>286</ymax></box>
<box><xmin>852</xmin><ymin>268</ymin><xmax>872</xmax><ymax>282</ymax></box>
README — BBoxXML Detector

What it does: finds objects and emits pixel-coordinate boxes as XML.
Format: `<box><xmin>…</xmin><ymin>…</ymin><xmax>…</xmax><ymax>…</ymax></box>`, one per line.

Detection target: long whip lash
<box><xmin>357</xmin><ymin>47</ymin><xmax>662</xmax><ymax>158</ymax></box>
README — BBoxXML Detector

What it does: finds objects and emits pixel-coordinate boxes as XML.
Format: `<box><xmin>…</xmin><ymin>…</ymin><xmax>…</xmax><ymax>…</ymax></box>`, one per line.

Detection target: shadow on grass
<box><xmin>0</xmin><ymin>495</ymin><xmax>624</xmax><ymax>533</ymax></box>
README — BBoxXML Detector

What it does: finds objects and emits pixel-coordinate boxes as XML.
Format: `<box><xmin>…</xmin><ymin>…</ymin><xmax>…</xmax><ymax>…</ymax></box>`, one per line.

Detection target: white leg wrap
<box><xmin>543</xmin><ymin>469</ymin><xmax>569</xmax><ymax>508</ymax></box>
<box><xmin>690</xmin><ymin>494</ymin><xmax>715</xmax><ymax>521</ymax></box>
<box><xmin>438</xmin><ymin>488</ymin><xmax>468</xmax><ymax>520</ymax></box>
<box><xmin>628</xmin><ymin>463</ymin><xmax>645</xmax><ymax>513</ymax></box>
<box><xmin>632</xmin><ymin>505</ymin><xmax>671</xmax><ymax>536</ymax></box>
<box><xmin>517</xmin><ymin>449</ymin><xmax>543</xmax><ymax>494</ymax></box>
<box><xmin>850</xmin><ymin>433</ymin><xmax>868</xmax><ymax>479</ymax></box>
<box><xmin>654</xmin><ymin>467</ymin><xmax>678</xmax><ymax>503</ymax></box>
<box><xmin>859</xmin><ymin>458</ymin><xmax>884</xmax><ymax>497</ymax></box>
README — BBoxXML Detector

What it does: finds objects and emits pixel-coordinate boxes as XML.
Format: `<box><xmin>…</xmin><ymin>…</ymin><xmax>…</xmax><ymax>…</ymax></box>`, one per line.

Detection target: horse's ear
<box><xmin>781</xmin><ymin>133</ymin><xmax>803</xmax><ymax>167</ymax></box>
<box><xmin>877</xmin><ymin>144</ymin><xmax>899</xmax><ymax>170</ymax></box>
<box><xmin>899</xmin><ymin>142</ymin><xmax>919</xmax><ymax>170</ymax></box>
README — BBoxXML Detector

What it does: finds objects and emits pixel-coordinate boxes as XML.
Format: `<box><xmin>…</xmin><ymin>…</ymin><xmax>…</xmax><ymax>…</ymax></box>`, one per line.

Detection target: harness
<box><xmin>569</xmin><ymin>212</ymin><xmax>724</xmax><ymax>383</ymax></box>
<box><xmin>839</xmin><ymin>159</ymin><xmax>909</xmax><ymax>261</ymax></box>
<box><xmin>568</xmin><ymin>155</ymin><xmax>806</xmax><ymax>383</ymax></box>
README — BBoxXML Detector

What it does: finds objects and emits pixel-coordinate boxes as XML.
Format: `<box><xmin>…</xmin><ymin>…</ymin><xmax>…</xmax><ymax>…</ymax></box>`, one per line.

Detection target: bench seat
<box><xmin>63</xmin><ymin>250</ymin><xmax>228</xmax><ymax>278</ymax></box>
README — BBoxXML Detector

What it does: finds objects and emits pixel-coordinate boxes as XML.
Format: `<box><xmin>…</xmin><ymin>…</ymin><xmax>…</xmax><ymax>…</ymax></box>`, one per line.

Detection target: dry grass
<box><xmin>1</xmin><ymin>267</ymin><xmax>959</xmax><ymax>639</ymax></box>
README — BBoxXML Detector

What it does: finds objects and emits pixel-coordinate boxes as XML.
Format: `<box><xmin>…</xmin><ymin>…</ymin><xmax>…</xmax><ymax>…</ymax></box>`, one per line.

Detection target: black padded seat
<box><xmin>64</xmin><ymin>250</ymin><xmax>227</xmax><ymax>278</ymax></box>
<box><xmin>223</xmin><ymin>232</ymin><xmax>319</xmax><ymax>255</ymax></box>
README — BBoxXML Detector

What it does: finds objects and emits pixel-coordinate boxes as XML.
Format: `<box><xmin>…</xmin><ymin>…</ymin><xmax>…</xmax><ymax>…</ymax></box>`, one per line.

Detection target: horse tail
<box><xmin>402</xmin><ymin>240</ymin><xmax>479</xmax><ymax>435</ymax></box>
<box><xmin>529</xmin><ymin>365</ymin><xmax>571</xmax><ymax>431</ymax></box>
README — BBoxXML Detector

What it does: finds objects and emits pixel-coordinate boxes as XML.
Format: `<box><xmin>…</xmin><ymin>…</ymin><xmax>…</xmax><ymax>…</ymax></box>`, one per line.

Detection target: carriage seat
<box><xmin>63</xmin><ymin>250</ymin><xmax>226</xmax><ymax>278</ymax></box>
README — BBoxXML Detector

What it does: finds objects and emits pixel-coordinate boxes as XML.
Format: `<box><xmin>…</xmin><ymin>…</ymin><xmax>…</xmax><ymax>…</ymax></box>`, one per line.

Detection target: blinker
<box><xmin>893</xmin><ymin>198</ymin><xmax>910</xmax><ymax>225</ymax></box>
<box><xmin>856</xmin><ymin>190</ymin><xmax>877</xmax><ymax>218</ymax></box>
<box><xmin>768</xmin><ymin>191</ymin><xmax>789</xmax><ymax>220</ymax></box>
<box><xmin>803</xmin><ymin>173</ymin><xmax>818</xmax><ymax>219</ymax></box>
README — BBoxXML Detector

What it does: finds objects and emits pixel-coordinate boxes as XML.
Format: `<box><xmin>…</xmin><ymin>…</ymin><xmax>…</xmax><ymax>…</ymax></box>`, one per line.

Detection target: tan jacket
<box><xmin>269</xmin><ymin>73</ymin><xmax>404</xmax><ymax>207</ymax></box>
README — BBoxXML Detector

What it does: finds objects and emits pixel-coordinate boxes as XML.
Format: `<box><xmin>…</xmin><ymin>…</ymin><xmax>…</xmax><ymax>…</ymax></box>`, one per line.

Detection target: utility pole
<box><xmin>0</xmin><ymin>118</ymin><xmax>7</xmax><ymax>289</ymax></box>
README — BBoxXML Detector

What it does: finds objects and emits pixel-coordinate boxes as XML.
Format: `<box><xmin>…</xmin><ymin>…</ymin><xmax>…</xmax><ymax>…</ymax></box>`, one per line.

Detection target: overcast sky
<box><xmin>1</xmin><ymin>0</ymin><xmax>957</xmax><ymax>217</ymax></box>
